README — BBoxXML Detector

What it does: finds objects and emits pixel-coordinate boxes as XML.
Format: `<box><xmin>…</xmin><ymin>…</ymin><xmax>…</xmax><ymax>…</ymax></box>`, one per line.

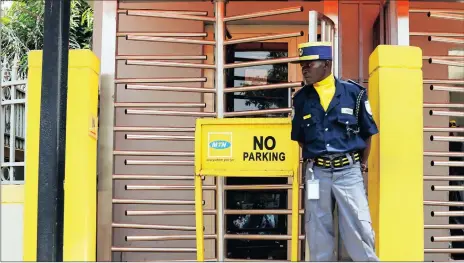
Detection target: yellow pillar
<box><xmin>23</xmin><ymin>50</ymin><xmax>100</xmax><ymax>261</ymax></box>
<box><xmin>367</xmin><ymin>45</ymin><xmax>424</xmax><ymax>261</ymax></box>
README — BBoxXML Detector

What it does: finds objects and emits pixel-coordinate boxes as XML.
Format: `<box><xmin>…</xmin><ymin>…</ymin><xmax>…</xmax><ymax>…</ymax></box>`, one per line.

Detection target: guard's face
<box><xmin>300</xmin><ymin>60</ymin><xmax>329</xmax><ymax>85</ymax></box>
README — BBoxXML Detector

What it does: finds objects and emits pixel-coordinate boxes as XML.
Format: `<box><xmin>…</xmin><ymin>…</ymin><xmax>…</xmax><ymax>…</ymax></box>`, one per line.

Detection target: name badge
<box><xmin>305</xmin><ymin>162</ymin><xmax>319</xmax><ymax>200</ymax></box>
<box><xmin>307</xmin><ymin>179</ymin><xmax>320</xmax><ymax>200</ymax></box>
<box><xmin>303</xmin><ymin>114</ymin><xmax>312</xmax><ymax>120</ymax></box>
<box><xmin>341</xmin><ymin>108</ymin><xmax>353</xmax><ymax>115</ymax></box>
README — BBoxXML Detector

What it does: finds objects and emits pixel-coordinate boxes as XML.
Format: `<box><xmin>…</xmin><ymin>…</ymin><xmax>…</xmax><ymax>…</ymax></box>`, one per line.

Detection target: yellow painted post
<box><xmin>367</xmin><ymin>45</ymin><xmax>424</xmax><ymax>261</ymax></box>
<box><xmin>62</xmin><ymin>50</ymin><xmax>100</xmax><ymax>261</ymax></box>
<box><xmin>23</xmin><ymin>50</ymin><xmax>43</xmax><ymax>261</ymax></box>
<box><xmin>23</xmin><ymin>50</ymin><xmax>100</xmax><ymax>261</ymax></box>
<box><xmin>194</xmin><ymin>175</ymin><xmax>205</xmax><ymax>262</ymax></box>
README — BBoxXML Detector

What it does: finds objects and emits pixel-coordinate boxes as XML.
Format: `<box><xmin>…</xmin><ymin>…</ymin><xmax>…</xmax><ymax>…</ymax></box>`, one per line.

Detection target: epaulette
<box><xmin>347</xmin><ymin>79</ymin><xmax>366</xmax><ymax>90</ymax></box>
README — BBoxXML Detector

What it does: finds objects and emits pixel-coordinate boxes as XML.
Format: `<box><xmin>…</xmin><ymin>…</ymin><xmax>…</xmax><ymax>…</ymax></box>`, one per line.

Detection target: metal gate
<box><xmin>407</xmin><ymin>4</ymin><xmax>464</xmax><ymax>261</ymax></box>
<box><xmin>105</xmin><ymin>1</ymin><xmax>337</xmax><ymax>261</ymax></box>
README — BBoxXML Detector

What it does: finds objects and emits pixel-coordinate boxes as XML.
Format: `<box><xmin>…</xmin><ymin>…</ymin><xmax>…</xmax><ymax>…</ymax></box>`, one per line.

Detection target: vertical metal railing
<box><xmin>1</xmin><ymin>55</ymin><xmax>27</xmax><ymax>184</ymax></box>
<box><xmin>308</xmin><ymin>11</ymin><xmax>338</xmax><ymax>77</ymax></box>
<box><xmin>214</xmin><ymin>2</ymin><xmax>226</xmax><ymax>260</ymax></box>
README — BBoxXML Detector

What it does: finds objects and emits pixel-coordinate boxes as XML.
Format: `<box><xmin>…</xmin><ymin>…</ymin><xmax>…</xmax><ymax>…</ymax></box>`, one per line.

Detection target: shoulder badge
<box><xmin>365</xmin><ymin>100</ymin><xmax>372</xmax><ymax>116</ymax></box>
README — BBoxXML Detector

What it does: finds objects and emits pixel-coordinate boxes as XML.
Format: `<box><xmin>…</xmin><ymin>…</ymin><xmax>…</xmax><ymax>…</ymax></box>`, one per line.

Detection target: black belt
<box><xmin>312</xmin><ymin>152</ymin><xmax>361</xmax><ymax>168</ymax></box>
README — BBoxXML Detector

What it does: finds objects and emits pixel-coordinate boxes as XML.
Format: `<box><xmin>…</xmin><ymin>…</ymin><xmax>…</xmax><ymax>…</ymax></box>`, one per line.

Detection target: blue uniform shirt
<box><xmin>291</xmin><ymin>77</ymin><xmax>379</xmax><ymax>159</ymax></box>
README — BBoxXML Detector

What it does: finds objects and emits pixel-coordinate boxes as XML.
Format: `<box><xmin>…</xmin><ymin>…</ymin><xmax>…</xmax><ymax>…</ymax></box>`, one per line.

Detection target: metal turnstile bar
<box><xmin>224</xmin><ymin>108</ymin><xmax>291</xmax><ymax>117</ymax></box>
<box><xmin>430</xmin><ymin>135</ymin><xmax>464</xmax><ymax>142</ymax></box>
<box><xmin>225</xmin><ymin>32</ymin><xmax>304</xmax><ymax>45</ymax></box>
<box><xmin>126</xmin><ymin>35</ymin><xmax>216</xmax><ymax>45</ymax></box>
<box><xmin>114</xmin><ymin>150</ymin><xmax>194</xmax><ymax>157</ymax></box>
<box><xmin>224</xmin><ymin>209</ymin><xmax>304</xmax><ymax>215</ymax></box>
<box><xmin>424</xmin><ymin>151</ymin><xmax>464</xmax><ymax>157</ymax></box>
<box><xmin>431</xmin><ymin>185</ymin><xmax>464</xmax><ymax>191</ymax></box>
<box><xmin>224</xmin><ymin>184</ymin><xmax>303</xmax><ymax>190</ymax></box>
<box><xmin>224</xmin><ymin>6</ymin><xmax>303</xmax><ymax>22</ymax></box>
<box><xmin>430</xmin><ymin>85</ymin><xmax>464</xmax><ymax>92</ymax></box>
<box><xmin>113</xmin><ymin>199</ymin><xmax>196</xmax><ymax>205</ymax></box>
<box><xmin>125</xmin><ymin>134</ymin><xmax>194</xmax><ymax>141</ymax></box>
<box><xmin>424</xmin><ymin>55</ymin><xmax>464</xmax><ymax>60</ymax></box>
<box><xmin>114</xmin><ymin>126</ymin><xmax>195</xmax><ymax>132</ymax></box>
<box><xmin>117</xmin><ymin>32</ymin><xmax>208</xmax><ymax>37</ymax></box>
<box><xmin>126</xmin><ymin>210</ymin><xmax>217</xmax><ymax>216</ymax></box>
<box><xmin>150</xmin><ymin>260</ymin><xmax>217</xmax><ymax>262</ymax></box>
<box><xmin>428</xmin><ymin>12</ymin><xmax>464</xmax><ymax>21</ymax></box>
<box><xmin>431</xmin><ymin>211</ymin><xmax>464</xmax><ymax>217</ymax></box>
<box><xmin>126</xmin><ymin>185</ymin><xmax>215</xmax><ymax>190</ymax></box>
<box><xmin>425</xmin><ymin>224</ymin><xmax>464</xmax><ymax>230</ymax></box>
<box><xmin>126</xmin><ymin>234</ymin><xmax>217</xmax><ymax>241</ymax></box>
<box><xmin>224</xmin><ymin>234</ymin><xmax>305</xmax><ymax>240</ymax></box>
<box><xmin>424</xmin><ymin>201</ymin><xmax>464</xmax><ymax>207</ymax></box>
<box><xmin>126</xmin><ymin>10</ymin><xmax>215</xmax><ymax>22</ymax></box>
<box><xmin>118</xmin><ymin>9</ymin><xmax>208</xmax><ymax>16</ymax></box>
<box><xmin>429</xmin><ymin>58</ymin><xmax>464</xmax><ymax>67</ymax></box>
<box><xmin>431</xmin><ymin>236</ymin><xmax>464</xmax><ymax>242</ymax></box>
<box><xmin>409</xmin><ymin>9</ymin><xmax>464</xmax><ymax>14</ymax></box>
<box><xmin>116</xmin><ymin>55</ymin><xmax>207</xmax><ymax>60</ymax></box>
<box><xmin>429</xmin><ymin>36</ymin><xmax>464</xmax><ymax>44</ymax></box>
<box><xmin>424</xmin><ymin>127</ymin><xmax>464</xmax><ymax>132</ymax></box>
<box><xmin>424</xmin><ymin>248</ymin><xmax>464</xmax><ymax>253</ymax></box>
<box><xmin>115</xmin><ymin>102</ymin><xmax>206</xmax><ymax>108</ymax></box>
<box><xmin>225</xmin><ymin>259</ymin><xmax>291</xmax><ymax>262</ymax></box>
<box><xmin>225</xmin><ymin>82</ymin><xmax>303</xmax><ymax>93</ymax></box>
<box><xmin>423</xmin><ymin>103</ymin><xmax>464</xmax><ymax>108</ymax></box>
<box><xmin>112</xmin><ymin>223</ymin><xmax>196</xmax><ymax>231</ymax></box>
<box><xmin>113</xmin><ymin>175</ymin><xmax>199</xmax><ymax>180</ymax></box>
<box><xmin>124</xmin><ymin>160</ymin><xmax>194</xmax><ymax>166</ymax></box>
<box><xmin>224</xmin><ymin>57</ymin><xmax>300</xmax><ymax>69</ymax></box>
<box><xmin>426</xmin><ymin>80</ymin><xmax>464</xmax><ymax>85</ymax></box>
<box><xmin>125</xmin><ymin>109</ymin><xmax>217</xmax><ymax>117</ymax></box>
<box><xmin>115</xmin><ymin>77</ymin><xmax>207</xmax><ymax>84</ymax></box>
<box><xmin>111</xmin><ymin>247</ymin><xmax>197</xmax><ymax>252</ymax></box>
<box><xmin>423</xmin><ymin>176</ymin><xmax>464</xmax><ymax>181</ymax></box>
<box><xmin>126</xmin><ymin>84</ymin><xmax>215</xmax><ymax>93</ymax></box>
<box><xmin>126</xmin><ymin>60</ymin><xmax>216</xmax><ymax>69</ymax></box>
<box><xmin>410</xmin><ymin>32</ymin><xmax>464</xmax><ymax>37</ymax></box>
<box><xmin>431</xmin><ymin>161</ymin><xmax>464</xmax><ymax>167</ymax></box>
<box><xmin>430</xmin><ymin>110</ymin><xmax>464</xmax><ymax>117</ymax></box>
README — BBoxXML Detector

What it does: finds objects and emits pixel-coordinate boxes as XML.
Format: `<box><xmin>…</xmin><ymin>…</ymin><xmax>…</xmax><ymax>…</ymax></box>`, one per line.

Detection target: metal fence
<box><xmin>1</xmin><ymin>55</ymin><xmax>27</xmax><ymax>184</ymax></box>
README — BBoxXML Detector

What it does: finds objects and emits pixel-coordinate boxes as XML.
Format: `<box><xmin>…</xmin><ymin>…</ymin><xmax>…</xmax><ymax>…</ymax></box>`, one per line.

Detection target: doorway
<box><xmin>204</xmin><ymin>24</ymin><xmax>307</xmax><ymax>260</ymax></box>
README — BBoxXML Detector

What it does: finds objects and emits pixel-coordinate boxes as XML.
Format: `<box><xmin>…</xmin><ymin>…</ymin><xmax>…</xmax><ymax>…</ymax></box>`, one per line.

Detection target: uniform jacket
<box><xmin>291</xmin><ymin>77</ymin><xmax>379</xmax><ymax>159</ymax></box>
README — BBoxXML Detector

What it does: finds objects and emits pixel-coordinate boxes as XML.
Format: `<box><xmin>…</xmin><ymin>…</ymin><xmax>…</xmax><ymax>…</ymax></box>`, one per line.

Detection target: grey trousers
<box><xmin>304</xmin><ymin>157</ymin><xmax>379</xmax><ymax>261</ymax></box>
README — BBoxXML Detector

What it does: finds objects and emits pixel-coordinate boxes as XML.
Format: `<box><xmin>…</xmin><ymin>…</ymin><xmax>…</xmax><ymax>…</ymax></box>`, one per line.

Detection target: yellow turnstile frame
<box><xmin>194</xmin><ymin>118</ymin><xmax>300</xmax><ymax>261</ymax></box>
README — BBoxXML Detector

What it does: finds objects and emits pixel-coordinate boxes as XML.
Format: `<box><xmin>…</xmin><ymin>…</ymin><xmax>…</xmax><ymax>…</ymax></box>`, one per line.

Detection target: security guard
<box><xmin>291</xmin><ymin>41</ymin><xmax>379</xmax><ymax>261</ymax></box>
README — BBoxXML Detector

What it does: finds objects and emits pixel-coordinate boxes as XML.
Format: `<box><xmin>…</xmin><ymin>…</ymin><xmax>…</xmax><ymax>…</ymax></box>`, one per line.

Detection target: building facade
<box><xmin>89</xmin><ymin>0</ymin><xmax>462</xmax><ymax>261</ymax></box>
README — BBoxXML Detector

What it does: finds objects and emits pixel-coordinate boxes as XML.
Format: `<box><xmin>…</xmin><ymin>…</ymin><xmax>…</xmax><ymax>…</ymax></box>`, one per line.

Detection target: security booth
<box><xmin>19</xmin><ymin>0</ymin><xmax>464</xmax><ymax>262</ymax></box>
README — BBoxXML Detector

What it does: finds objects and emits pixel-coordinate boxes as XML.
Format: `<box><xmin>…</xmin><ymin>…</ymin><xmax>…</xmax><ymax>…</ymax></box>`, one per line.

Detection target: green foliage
<box><xmin>1</xmin><ymin>0</ymin><xmax>93</xmax><ymax>75</ymax></box>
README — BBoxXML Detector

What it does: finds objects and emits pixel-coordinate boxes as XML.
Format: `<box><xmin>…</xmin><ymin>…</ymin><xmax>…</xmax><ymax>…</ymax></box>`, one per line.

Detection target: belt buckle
<box><xmin>328</xmin><ymin>155</ymin><xmax>335</xmax><ymax>169</ymax></box>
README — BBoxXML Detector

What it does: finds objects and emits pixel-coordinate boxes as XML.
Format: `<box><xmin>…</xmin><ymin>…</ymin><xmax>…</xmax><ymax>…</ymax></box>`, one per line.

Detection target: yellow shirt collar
<box><xmin>314</xmin><ymin>73</ymin><xmax>334</xmax><ymax>88</ymax></box>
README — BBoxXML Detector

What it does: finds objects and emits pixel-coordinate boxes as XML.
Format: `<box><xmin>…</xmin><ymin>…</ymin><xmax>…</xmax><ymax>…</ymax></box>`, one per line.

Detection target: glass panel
<box><xmin>225</xmin><ymin>42</ymin><xmax>289</xmax><ymax>117</ymax></box>
<box><xmin>224</xmin><ymin>42</ymin><xmax>289</xmax><ymax>260</ymax></box>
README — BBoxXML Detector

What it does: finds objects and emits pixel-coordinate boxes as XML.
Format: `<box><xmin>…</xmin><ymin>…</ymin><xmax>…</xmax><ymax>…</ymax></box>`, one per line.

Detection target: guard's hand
<box><xmin>361</xmin><ymin>163</ymin><xmax>368</xmax><ymax>173</ymax></box>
